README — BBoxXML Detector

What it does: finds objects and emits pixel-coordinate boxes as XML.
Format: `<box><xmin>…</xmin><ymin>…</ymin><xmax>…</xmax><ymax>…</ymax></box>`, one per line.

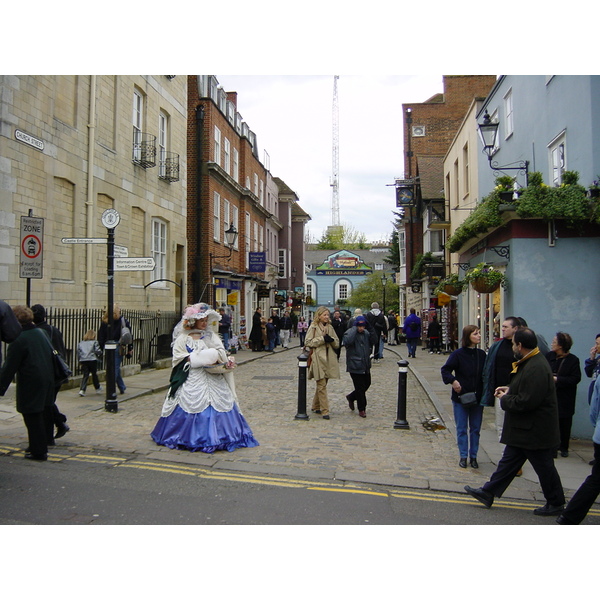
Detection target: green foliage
<box><xmin>433</xmin><ymin>272</ymin><xmax>464</xmax><ymax>295</ymax></box>
<box><xmin>464</xmin><ymin>262</ymin><xmax>508</xmax><ymax>290</ymax></box>
<box><xmin>346</xmin><ymin>272</ymin><xmax>399</xmax><ymax>313</ymax></box>
<box><xmin>446</xmin><ymin>170</ymin><xmax>600</xmax><ymax>253</ymax></box>
<box><xmin>494</xmin><ymin>175</ymin><xmax>516</xmax><ymax>191</ymax></box>
<box><xmin>410</xmin><ymin>251</ymin><xmax>443</xmax><ymax>281</ymax></box>
<box><xmin>315</xmin><ymin>224</ymin><xmax>370</xmax><ymax>250</ymax></box>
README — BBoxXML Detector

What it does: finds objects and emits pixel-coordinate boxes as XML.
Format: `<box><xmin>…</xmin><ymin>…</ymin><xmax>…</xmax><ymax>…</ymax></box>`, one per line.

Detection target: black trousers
<box><xmin>22</xmin><ymin>411</ymin><xmax>49</xmax><ymax>456</ymax></box>
<box><xmin>561</xmin><ymin>442</ymin><xmax>600</xmax><ymax>524</ymax></box>
<box><xmin>558</xmin><ymin>416</ymin><xmax>573</xmax><ymax>452</ymax></box>
<box><xmin>348</xmin><ymin>372</ymin><xmax>372</xmax><ymax>412</ymax></box>
<box><xmin>80</xmin><ymin>360</ymin><xmax>100</xmax><ymax>392</ymax></box>
<box><xmin>482</xmin><ymin>444</ymin><xmax>565</xmax><ymax>506</ymax></box>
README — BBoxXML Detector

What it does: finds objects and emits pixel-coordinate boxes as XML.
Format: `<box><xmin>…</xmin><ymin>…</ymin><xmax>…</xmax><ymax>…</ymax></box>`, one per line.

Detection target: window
<box><xmin>278</xmin><ymin>249</ymin><xmax>287</xmax><ymax>277</ymax></box>
<box><xmin>253</xmin><ymin>221</ymin><xmax>258</xmax><ymax>252</ymax></box>
<box><xmin>253</xmin><ymin>173</ymin><xmax>259</xmax><ymax>197</ymax></box>
<box><xmin>259</xmin><ymin>180</ymin><xmax>264</xmax><ymax>205</ymax></box>
<box><xmin>213</xmin><ymin>192</ymin><xmax>220</xmax><ymax>241</ymax></box>
<box><xmin>223</xmin><ymin>138</ymin><xmax>230</xmax><ymax>175</ymax></box>
<box><xmin>504</xmin><ymin>89</ymin><xmax>514</xmax><ymax>138</ymax></box>
<box><xmin>132</xmin><ymin>90</ymin><xmax>143</xmax><ymax>160</ymax></box>
<box><xmin>336</xmin><ymin>280</ymin><xmax>351</xmax><ymax>300</ymax></box>
<box><xmin>245</xmin><ymin>212</ymin><xmax>251</xmax><ymax>269</ymax></box>
<box><xmin>306</xmin><ymin>282</ymin><xmax>314</xmax><ymax>301</ymax></box>
<box><xmin>398</xmin><ymin>230</ymin><xmax>406</xmax><ymax>266</ymax></box>
<box><xmin>549</xmin><ymin>132</ymin><xmax>567</xmax><ymax>186</ymax></box>
<box><xmin>259</xmin><ymin>225</ymin><xmax>264</xmax><ymax>251</ymax></box>
<box><xmin>374</xmin><ymin>263</ymin><xmax>384</xmax><ymax>271</ymax></box>
<box><xmin>214</xmin><ymin>126</ymin><xmax>221</xmax><ymax>165</ymax></box>
<box><xmin>462</xmin><ymin>142</ymin><xmax>469</xmax><ymax>196</ymax></box>
<box><xmin>233</xmin><ymin>148</ymin><xmax>239</xmax><ymax>182</ymax></box>
<box><xmin>151</xmin><ymin>219</ymin><xmax>167</xmax><ymax>283</ymax></box>
<box><xmin>232</xmin><ymin>205</ymin><xmax>239</xmax><ymax>249</ymax></box>
<box><xmin>223</xmin><ymin>199</ymin><xmax>230</xmax><ymax>240</ymax></box>
<box><xmin>158</xmin><ymin>111</ymin><xmax>168</xmax><ymax>178</ymax></box>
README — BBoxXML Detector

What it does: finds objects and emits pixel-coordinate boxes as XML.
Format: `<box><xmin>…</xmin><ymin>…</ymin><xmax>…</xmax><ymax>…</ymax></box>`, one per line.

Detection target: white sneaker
<box><xmin>78</xmin><ymin>390</ymin><xmax>85</xmax><ymax>397</ymax></box>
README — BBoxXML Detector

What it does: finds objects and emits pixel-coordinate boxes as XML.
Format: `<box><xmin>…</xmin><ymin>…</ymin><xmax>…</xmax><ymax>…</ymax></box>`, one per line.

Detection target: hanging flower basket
<box><xmin>471</xmin><ymin>278</ymin><xmax>500</xmax><ymax>294</ymax></box>
<box><xmin>443</xmin><ymin>284</ymin><xmax>463</xmax><ymax>295</ymax></box>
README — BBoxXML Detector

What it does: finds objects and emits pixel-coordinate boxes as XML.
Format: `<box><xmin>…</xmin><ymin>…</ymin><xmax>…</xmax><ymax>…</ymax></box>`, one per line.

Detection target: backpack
<box><xmin>409</xmin><ymin>321</ymin><xmax>418</xmax><ymax>332</ymax></box>
<box><xmin>119</xmin><ymin>317</ymin><xmax>133</xmax><ymax>345</ymax></box>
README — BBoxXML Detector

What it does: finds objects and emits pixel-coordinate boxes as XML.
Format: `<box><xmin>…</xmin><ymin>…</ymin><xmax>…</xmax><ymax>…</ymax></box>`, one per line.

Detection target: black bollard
<box><xmin>295</xmin><ymin>350</ymin><xmax>310</xmax><ymax>420</ymax></box>
<box><xmin>394</xmin><ymin>359</ymin><xmax>410</xmax><ymax>429</ymax></box>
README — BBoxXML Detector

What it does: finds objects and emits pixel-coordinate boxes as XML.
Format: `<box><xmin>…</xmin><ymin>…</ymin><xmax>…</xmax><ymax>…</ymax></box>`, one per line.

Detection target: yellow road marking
<box><xmin>308</xmin><ymin>487</ymin><xmax>388</xmax><ymax>497</ymax></box>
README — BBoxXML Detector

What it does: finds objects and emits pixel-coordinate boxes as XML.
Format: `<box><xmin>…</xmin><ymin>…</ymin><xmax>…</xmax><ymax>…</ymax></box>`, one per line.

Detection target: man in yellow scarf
<box><xmin>465</xmin><ymin>328</ymin><xmax>565</xmax><ymax>516</ymax></box>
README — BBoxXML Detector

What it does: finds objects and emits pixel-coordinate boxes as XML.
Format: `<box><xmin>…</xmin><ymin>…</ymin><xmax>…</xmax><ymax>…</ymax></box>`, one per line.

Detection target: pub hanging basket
<box><xmin>443</xmin><ymin>284</ymin><xmax>463</xmax><ymax>296</ymax></box>
<box><xmin>471</xmin><ymin>278</ymin><xmax>500</xmax><ymax>294</ymax></box>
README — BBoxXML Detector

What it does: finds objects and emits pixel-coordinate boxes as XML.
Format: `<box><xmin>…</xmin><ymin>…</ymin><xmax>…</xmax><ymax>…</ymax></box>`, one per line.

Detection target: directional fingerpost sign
<box><xmin>114</xmin><ymin>257</ymin><xmax>155</xmax><ymax>271</ymax></box>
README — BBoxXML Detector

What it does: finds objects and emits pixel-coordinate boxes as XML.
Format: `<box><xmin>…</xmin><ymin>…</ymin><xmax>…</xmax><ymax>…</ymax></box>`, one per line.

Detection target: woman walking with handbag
<box><xmin>441</xmin><ymin>325</ymin><xmax>486</xmax><ymax>469</ymax></box>
<box><xmin>305</xmin><ymin>306</ymin><xmax>340</xmax><ymax>419</ymax></box>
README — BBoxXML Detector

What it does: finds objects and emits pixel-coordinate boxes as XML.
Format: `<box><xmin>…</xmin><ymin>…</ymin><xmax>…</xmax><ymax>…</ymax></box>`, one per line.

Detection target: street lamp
<box><xmin>478</xmin><ymin>110</ymin><xmax>529</xmax><ymax>185</ymax></box>
<box><xmin>381</xmin><ymin>273</ymin><xmax>388</xmax><ymax>313</ymax></box>
<box><xmin>209</xmin><ymin>223</ymin><xmax>238</xmax><ymax>306</ymax></box>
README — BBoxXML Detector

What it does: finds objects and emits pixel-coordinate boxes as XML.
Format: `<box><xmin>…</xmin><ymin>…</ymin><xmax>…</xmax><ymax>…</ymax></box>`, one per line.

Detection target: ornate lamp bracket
<box><xmin>488</xmin><ymin>246</ymin><xmax>510</xmax><ymax>261</ymax></box>
<box><xmin>455</xmin><ymin>263</ymin><xmax>471</xmax><ymax>272</ymax></box>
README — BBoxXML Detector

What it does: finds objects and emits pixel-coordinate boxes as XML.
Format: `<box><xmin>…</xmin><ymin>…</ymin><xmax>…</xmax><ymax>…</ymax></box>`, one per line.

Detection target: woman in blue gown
<box><xmin>151</xmin><ymin>303</ymin><xmax>259</xmax><ymax>453</ymax></box>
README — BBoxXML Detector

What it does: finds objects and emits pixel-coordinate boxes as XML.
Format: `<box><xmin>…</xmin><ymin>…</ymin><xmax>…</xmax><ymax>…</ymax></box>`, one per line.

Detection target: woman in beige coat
<box><xmin>306</xmin><ymin>306</ymin><xmax>340</xmax><ymax>419</ymax></box>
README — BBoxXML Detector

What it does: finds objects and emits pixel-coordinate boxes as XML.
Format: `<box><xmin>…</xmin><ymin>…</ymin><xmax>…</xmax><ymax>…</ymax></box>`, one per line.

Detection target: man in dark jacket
<box><xmin>0</xmin><ymin>299</ymin><xmax>22</xmax><ymax>363</ymax></box>
<box><xmin>331</xmin><ymin>310</ymin><xmax>347</xmax><ymax>360</ymax></box>
<box><xmin>465</xmin><ymin>328</ymin><xmax>566</xmax><ymax>516</ymax></box>
<box><xmin>366</xmin><ymin>302</ymin><xmax>387</xmax><ymax>363</ymax></box>
<box><xmin>343</xmin><ymin>316</ymin><xmax>378</xmax><ymax>418</ymax></box>
<box><xmin>32</xmin><ymin>304</ymin><xmax>69</xmax><ymax>441</ymax></box>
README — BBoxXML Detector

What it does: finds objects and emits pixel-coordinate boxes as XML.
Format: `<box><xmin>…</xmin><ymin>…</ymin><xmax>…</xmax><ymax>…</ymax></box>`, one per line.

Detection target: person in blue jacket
<box><xmin>441</xmin><ymin>325</ymin><xmax>486</xmax><ymax>468</ymax></box>
<box><xmin>403</xmin><ymin>308</ymin><xmax>421</xmax><ymax>359</ymax></box>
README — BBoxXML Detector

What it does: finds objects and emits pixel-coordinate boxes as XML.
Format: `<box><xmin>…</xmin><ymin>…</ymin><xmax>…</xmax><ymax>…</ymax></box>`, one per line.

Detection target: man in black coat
<box><xmin>331</xmin><ymin>310</ymin><xmax>347</xmax><ymax>360</ymax></box>
<box><xmin>32</xmin><ymin>304</ymin><xmax>69</xmax><ymax>441</ymax></box>
<box><xmin>465</xmin><ymin>328</ymin><xmax>566</xmax><ymax>516</ymax></box>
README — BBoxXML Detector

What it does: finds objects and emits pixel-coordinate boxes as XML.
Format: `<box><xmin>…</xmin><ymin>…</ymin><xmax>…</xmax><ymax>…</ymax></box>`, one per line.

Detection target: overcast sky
<box><xmin>217</xmin><ymin>74</ymin><xmax>444</xmax><ymax>243</ymax></box>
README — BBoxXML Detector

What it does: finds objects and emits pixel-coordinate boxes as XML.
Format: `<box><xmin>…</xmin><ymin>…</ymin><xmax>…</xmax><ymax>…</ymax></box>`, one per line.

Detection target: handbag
<box><xmin>119</xmin><ymin>317</ymin><xmax>133</xmax><ymax>345</ymax></box>
<box><xmin>304</xmin><ymin>347</ymin><xmax>313</xmax><ymax>367</ymax></box>
<box><xmin>458</xmin><ymin>391</ymin><xmax>478</xmax><ymax>407</ymax></box>
<box><xmin>43</xmin><ymin>334</ymin><xmax>72</xmax><ymax>385</ymax></box>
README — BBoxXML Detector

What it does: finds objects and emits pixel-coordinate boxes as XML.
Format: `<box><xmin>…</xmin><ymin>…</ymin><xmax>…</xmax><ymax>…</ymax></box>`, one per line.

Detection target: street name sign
<box><xmin>114</xmin><ymin>257</ymin><xmax>155</xmax><ymax>271</ymax></box>
<box><xmin>61</xmin><ymin>237</ymin><xmax>107</xmax><ymax>244</ymax></box>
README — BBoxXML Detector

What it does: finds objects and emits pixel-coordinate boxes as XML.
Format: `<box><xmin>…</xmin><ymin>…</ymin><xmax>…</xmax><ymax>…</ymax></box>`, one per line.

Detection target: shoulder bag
<box><xmin>119</xmin><ymin>317</ymin><xmax>133</xmax><ymax>345</ymax></box>
<box><xmin>43</xmin><ymin>333</ymin><xmax>72</xmax><ymax>385</ymax></box>
<box><xmin>458</xmin><ymin>351</ymin><xmax>481</xmax><ymax>407</ymax></box>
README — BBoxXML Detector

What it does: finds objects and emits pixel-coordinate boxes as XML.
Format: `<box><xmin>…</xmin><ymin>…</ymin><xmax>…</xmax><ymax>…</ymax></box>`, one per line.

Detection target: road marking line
<box><xmin>308</xmin><ymin>487</ymin><xmax>388</xmax><ymax>497</ymax></box>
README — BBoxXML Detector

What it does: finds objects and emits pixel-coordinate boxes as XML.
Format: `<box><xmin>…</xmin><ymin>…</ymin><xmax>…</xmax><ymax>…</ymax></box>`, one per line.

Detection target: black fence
<box><xmin>43</xmin><ymin>308</ymin><xmax>179</xmax><ymax>375</ymax></box>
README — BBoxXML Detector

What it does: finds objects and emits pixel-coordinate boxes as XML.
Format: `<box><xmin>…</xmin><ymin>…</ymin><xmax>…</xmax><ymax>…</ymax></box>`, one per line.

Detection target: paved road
<box><xmin>1</xmin><ymin>340</ymin><xmax>598</xmax><ymax>510</ymax></box>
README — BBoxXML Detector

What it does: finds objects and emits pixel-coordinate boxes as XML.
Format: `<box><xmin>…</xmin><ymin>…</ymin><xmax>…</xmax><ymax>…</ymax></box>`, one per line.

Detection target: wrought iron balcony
<box><xmin>132</xmin><ymin>129</ymin><xmax>156</xmax><ymax>168</ymax></box>
<box><xmin>158</xmin><ymin>151</ymin><xmax>180</xmax><ymax>182</ymax></box>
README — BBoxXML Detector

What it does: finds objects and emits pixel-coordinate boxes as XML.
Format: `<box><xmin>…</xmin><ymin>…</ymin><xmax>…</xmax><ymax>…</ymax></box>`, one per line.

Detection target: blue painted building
<box><xmin>456</xmin><ymin>75</ymin><xmax>600</xmax><ymax>439</ymax></box>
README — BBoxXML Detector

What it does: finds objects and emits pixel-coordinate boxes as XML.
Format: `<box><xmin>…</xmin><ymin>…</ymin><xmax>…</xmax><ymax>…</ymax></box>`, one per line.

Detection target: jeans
<box><xmin>267</xmin><ymin>336</ymin><xmax>276</xmax><ymax>352</ymax></box>
<box><xmin>115</xmin><ymin>353</ymin><xmax>126</xmax><ymax>394</ymax></box>
<box><xmin>220</xmin><ymin>331</ymin><xmax>230</xmax><ymax>352</ymax></box>
<box><xmin>299</xmin><ymin>331</ymin><xmax>306</xmax><ymax>346</ymax></box>
<box><xmin>452</xmin><ymin>401</ymin><xmax>484</xmax><ymax>459</ymax></box>
<box><xmin>406</xmin><ymin>337</ymin><xmax>418</xmax><ymax>358</ymax></box>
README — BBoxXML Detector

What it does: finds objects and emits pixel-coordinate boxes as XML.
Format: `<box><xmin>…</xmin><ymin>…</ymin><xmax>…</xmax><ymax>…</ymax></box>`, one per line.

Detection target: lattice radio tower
<box><xmin>330</xmin><ymin>75</ymin><xmax>340</xmax><ymax>227</ymax></box>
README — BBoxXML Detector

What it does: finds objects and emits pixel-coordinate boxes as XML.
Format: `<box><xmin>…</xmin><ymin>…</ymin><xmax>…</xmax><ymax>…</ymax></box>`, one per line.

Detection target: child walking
<box><xmin>77</xmin><ymin>329</ymin><xmax>102</xmax><ymax>396</ymax></box>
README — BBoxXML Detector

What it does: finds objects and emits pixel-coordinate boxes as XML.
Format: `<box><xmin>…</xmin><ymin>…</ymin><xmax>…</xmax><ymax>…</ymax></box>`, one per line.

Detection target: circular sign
<box><xmin>22</xmin><ymin>234</ymin><xmax>42</xmax><ymax>259</ymax></box>
<box><xmin>102</xmin><ymin>208</ymin><xmax>120</xmax><ymax>229</ymax></box>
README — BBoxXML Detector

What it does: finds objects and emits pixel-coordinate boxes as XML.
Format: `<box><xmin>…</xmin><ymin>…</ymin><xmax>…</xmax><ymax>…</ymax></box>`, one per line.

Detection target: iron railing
<box><xmin>42</xmin><ymin>307</ymin><xmax>179</xmax><ymax>374</ymax></box>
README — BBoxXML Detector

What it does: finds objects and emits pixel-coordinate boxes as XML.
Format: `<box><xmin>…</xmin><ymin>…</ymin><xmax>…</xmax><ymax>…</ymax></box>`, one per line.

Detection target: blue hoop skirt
<box><xmin>151</xmin><ymin>359</ymin><xmax>259</xmax><ymax>454</ymax></box>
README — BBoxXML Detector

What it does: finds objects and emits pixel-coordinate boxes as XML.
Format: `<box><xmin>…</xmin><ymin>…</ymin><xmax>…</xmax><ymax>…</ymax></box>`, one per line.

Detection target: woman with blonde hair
<box><xmin>305</xmin><ymin>306</ymin><xmax>340</xmax><ymax>419</ymax></box>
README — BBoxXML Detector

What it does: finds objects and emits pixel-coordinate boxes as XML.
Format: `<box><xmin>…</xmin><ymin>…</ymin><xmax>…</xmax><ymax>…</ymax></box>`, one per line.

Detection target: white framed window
<box><xmin>504</xmin><ymin>89</ymin><xmax>514</xmax><ymax>138</ymax></box>
<box><xmin>132</xmin><ymin>89</ymin><xmax>144</xmax><ymax>160</ymax></box>
<box><xmin>335</xmin><ymin>279</ymin><xmax>351</xmax><ymax>301</ymax></box>
<box><xmin>253</xmin><ymin>173</ymin><xmax>259</xmax><ymax>196</ymax></box>
<box><xmin>278</xmin><ymin>249</ymin><xmax>287</xmax><ymax>278</ymax></box>
<box><xmin>462</xmin><ymin>142</ymin><xmax>469</xmax><ymax>195</ymax></box>
<box><xmin>259</xmin><ymin>225</ymin><xmax>264</xmax><ymax>251</ymax></box>
<box><xmin>223</xmin><ymin>138</ymin><xmax>230</xmax><ymax>175</ymax></box>
<box><xmin>232</xmin><ymin>205</ymin><xmax>239</xmax><ymax>249</ymax></box>
<box><xmin>245</xmin><ymin>175</ymin><xmax>251</xmax><ymax>189</ymax></box>
<box><xmin>259</xmin><ymin>180</ymin><xmax>264</xmax><ymax>205</ymax></box>
<box><xmin>253</xmin><ymin>221</ymin><xmax>258</xmax><ymax>252</ymax></box>
<box><xmin>151</xmin><ymin>218</ymin><xmax>167</xmax><ymax>283</ymax></box>
<box><xmin>245</xmin><ymin>212</ymin><xmax>251</xmax><ymax>269</ymax></box>
<box><xmin>213</xmin><ymin>192</ymin><xmax>221</xmax><ymax>241</ymax></box>
<box><xmin>233</xmin><ymin>148</ymin><xmax>239</xmax><ymax>182</ymax></box>
<box><xmin>158</xmin><ymin>111</ymin><xmax>168</xmax><ymax>178</ymax></box>
<box><xmin>214</xmin><ymin>126</ymin><xmax>221</xmax><ymax>165</ymax></box>
<box><xmin>223</xmin><ymin>199</ymin><xmax>230</xmax><ymax>240</ymax></box>
<box><xmin>549</xmin><ymin>131</ymin><xmax>567</xmax><ymax>186</ymax></box>
<box><xmin>398</xmin><ymin>230</ymin><xmax>406</xmax><ymax>267</ymax></box>
<box><xmin>374</xmin><ymin>263</ymin><xmax>384</xmax><ymax>270</ymax></box>
<box><xmin>306</xmin><ymin>281</ymin><xmax>315</xmax><ymax>302</ymax></box>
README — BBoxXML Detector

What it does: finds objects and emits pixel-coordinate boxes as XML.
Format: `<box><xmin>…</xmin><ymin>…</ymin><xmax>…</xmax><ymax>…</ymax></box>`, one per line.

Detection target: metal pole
<box><xmin>294</xmin><ymin>350</ymin><xmax>310</xmax><ymax>420</ymax></box>
<box><xmin>105</xmin><ymin>227</ymin><xmax>118</xmax><ymax>412</ymax></box>
<box><xmin>394</xmin><ymin>359</ymin><xmax>410</xmax><ymax>429</ymax></box>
